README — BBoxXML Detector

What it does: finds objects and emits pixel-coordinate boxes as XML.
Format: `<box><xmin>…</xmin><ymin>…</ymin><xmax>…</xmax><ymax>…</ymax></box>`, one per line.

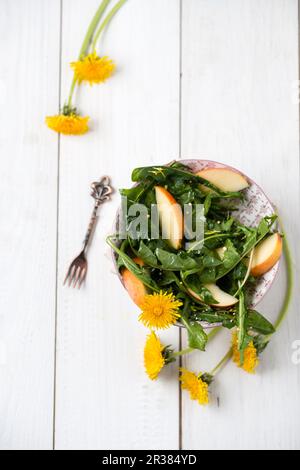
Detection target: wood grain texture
<box><xmin>55</xmin><ymin>0</ymin><xmax>181</xmax><ymax>450</ymax></box>
<box><xmin>1</xmin><ymin>0</ymin><xmax>299</xmax><ymax>450</ymax></box>
<box><xmin>0</xmin><ymin>0</ymin><xmax>61</xmax><ymax>450</ymax></box>
<box><xmin>181</xmin><ymin>0</ymin><xmax>300</xmax><ymax>450</ymax></box>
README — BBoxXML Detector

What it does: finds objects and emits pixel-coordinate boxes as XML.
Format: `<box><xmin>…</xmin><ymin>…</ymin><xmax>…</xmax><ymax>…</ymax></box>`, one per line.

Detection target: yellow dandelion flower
<box><xmin>232</xmin><ymin>332</ymin><xmax>259</xmax><ymax>374</ymax></box>
<box><xmin>139</xmin><ymin>291</ymin><xmax>182</xmax><ymax>329</ymax></box>
<box><xmin>144</xmin><ymin>331</ymin><xmax>166</xmax><ymax>380</ymax></box>
<box><xmin>179</xmin><ymin>368</ymin><xmax>209</xmax><ymax>406</ymax></box>
<box><xmin>71</xmin><ymin>52</ymin><xmax>115</xmax><ymax>85</ymax></box>
<box><xmin>45</xmin><ymin>113</ymin><xmax>89</xmax><ymax>135</ymax></box>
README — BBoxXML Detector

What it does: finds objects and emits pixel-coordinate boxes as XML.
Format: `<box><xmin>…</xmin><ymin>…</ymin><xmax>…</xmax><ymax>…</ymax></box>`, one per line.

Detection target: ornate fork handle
<box><xmin>64</xmin><ymin>176</ymin><xmax>113</xmax><ymax>288</ymax></box>
<box><xmin>83</xmin><ymin>176</ymin><xmax>113</xmax><ymax>252</ymax></box>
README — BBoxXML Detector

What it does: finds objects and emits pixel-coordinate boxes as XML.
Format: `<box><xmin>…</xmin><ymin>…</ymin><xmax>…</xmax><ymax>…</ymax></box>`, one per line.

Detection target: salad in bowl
<box><xmin>107</xmin><ymin>160</ymin><xmax>284</xmax><ymax>404</ymax></box>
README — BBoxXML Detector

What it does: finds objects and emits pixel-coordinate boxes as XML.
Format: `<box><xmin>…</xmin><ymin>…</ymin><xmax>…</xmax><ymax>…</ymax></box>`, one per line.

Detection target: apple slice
<box><xmin>155</xmin><ymin>186</ymin><xmax>183</xmax><ymax>250</ymax></box>
<box><xmin>250</xmin><ymin>233</ymin><xmax>282</xmax><ymax>277</ymax></box>
<box><xmin>188</xmin><ymin>283</ymin><xmax>239</xmax><ymax>308</ymax></box>
<box><xmin>196</xmin><ymin>168</ymin><xmax>249</xmax><ymax>193</ymax></box>
<box><xmin>216</xmin><ymin>246</ymin><xmax>227</xmax><ymax>260</ymax></box>
<box><xmin>121</xmin><ymin>258</ymin><xmax>147</xmax><ymax>307</ymax></box>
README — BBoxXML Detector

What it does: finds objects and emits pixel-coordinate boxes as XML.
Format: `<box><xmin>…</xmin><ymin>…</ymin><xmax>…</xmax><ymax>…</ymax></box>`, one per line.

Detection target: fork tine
<box><xmin>68</xmin><ymin>265</ymin><xmax>78</xmax><ymax>288</ymax></box>
<box><xmin>73</xmin><ymin>266</ymin><xmax>84</xmax><ymax>289</ymax></box>
<box><xmin>77</xmin><ymin>267</ymin><xmax>87</xmax><ymax>289</ymax></box>
<box><xmin>63</xmin><ymin>263</ymin><xmax>74</xmax><ymax>286</ymax></box>
<box><xmin>64</xmin><ymin>254</ymin><xmax>87</xmax><ymax>288</ymax></box>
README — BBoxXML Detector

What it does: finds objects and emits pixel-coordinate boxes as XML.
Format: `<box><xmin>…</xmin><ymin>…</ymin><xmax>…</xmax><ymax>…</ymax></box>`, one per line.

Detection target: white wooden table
<box><xmin>0</xmin><ymin>0</ymin><xmax>299</xmax><ymax>450</ymax></box>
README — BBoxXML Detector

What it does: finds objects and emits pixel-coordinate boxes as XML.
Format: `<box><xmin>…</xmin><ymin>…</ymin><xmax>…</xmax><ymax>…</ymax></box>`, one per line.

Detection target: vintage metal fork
<box><xmin>64</xmin><ymin>176</ymin><xmax>113</xmax><ymax>289</ymax></box>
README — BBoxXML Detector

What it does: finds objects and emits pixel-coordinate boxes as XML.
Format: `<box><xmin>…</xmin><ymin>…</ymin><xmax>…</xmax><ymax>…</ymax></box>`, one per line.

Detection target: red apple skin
<box><xmin>121</xmin><ymin>258</ymin><xmax>147</xmax><ymax>307</ymax></box>
<box><xmin>155</xmin><ymin>186</ymin><xmax>183</xmax><ymax>250</ymax></box>
<box><xmin>251</xmin><ymin>234</ymin><xmax>283</xmax><ymax>277</ymax></box>
<box><xmin>155</xmin><ymin>185</ymin><xmax>177</xmax><ymax>203</ymax></box>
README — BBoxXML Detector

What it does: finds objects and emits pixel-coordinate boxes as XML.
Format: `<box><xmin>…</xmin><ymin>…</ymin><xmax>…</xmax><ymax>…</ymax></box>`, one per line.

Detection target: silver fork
<box><xmin>64</xmin><ymin>176</ymin><xmax>113</xmax><ymax>289</ymax></box>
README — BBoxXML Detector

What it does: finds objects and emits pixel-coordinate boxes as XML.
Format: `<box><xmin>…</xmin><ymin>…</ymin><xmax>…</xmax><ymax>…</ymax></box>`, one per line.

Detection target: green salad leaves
<box><xmin>108</xmin><ymin>162</ymin><xmax>279</xmax><ymax>357</ymax></box>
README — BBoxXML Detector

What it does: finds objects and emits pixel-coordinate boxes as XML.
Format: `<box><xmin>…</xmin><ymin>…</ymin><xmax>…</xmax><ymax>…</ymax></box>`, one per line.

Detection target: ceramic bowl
<box><xmin>112</xmin><ymin>159</ymin><xmax>280</xmax><ymax>325</ymax></box>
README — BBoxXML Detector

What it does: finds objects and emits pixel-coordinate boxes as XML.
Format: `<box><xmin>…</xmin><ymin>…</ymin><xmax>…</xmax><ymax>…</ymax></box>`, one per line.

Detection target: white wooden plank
<box><xmin>55</xmin><ymin>0</ymin><xmax>181</xmax><ymax>449</ymax></box>
<box><xmin>0</xmin><ymin>0</ymin><xmax>61</xmax><ymax>449</ymax></box>
<box><xmin>181</xmin><ymin>0</ymin><xmax>300</xmax><ymax>450</ymax></box>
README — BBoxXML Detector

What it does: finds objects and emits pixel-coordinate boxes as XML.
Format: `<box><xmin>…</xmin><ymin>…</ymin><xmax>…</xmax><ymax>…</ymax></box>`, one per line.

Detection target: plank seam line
<box><xmin>52</xmin><ymin>0</ymin><xmax>63</xmax><ymax>451</ymax></box>
<box><xmin>178</xmin><ymin>0</ymin><xmax>183</xmax><ymax>452</ymax></box>
<box><xmin>298</xmin><ymin>0</ymin><xmax>300</xmax><ymax>208</ymax></box>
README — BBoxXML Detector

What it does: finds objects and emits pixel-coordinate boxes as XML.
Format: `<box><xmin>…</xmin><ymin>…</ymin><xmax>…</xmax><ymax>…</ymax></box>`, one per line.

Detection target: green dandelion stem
<box><xmin>172</xmin><ymin>347</ymin><xmax>194</xmax><ymax>358</ymax></box>
<box><xmin>207</xmin><ymin>326</ymin><xmax>221</xmax><ymax>342</ymax></box>
<box><xmin>67</xmin><ymin>78</ymin><xmax>77</xmax><ymax>108</ymax></box>
<box><xmin>92</xmin><ymin>0</ymin><xmax>127</xmax><ymax>51</ymax></box>
<box><xmin>79</xmin><ymin>0</ymin><xmax>111</xmax><ymax>58</ymax></box>
<box><xmin>210</xmin><ymin>348</ymin><xmax>233</xmax><ymax>376</ymax></box>
<box><xmin>274</xmin><ymin>233</ymin><xmax>293</xmax><ymax>330</ymax></box>
<box><xmin>67</xmin><ymin>0</ymin><xmax>111</xmax><ymax>108</ymax></box>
